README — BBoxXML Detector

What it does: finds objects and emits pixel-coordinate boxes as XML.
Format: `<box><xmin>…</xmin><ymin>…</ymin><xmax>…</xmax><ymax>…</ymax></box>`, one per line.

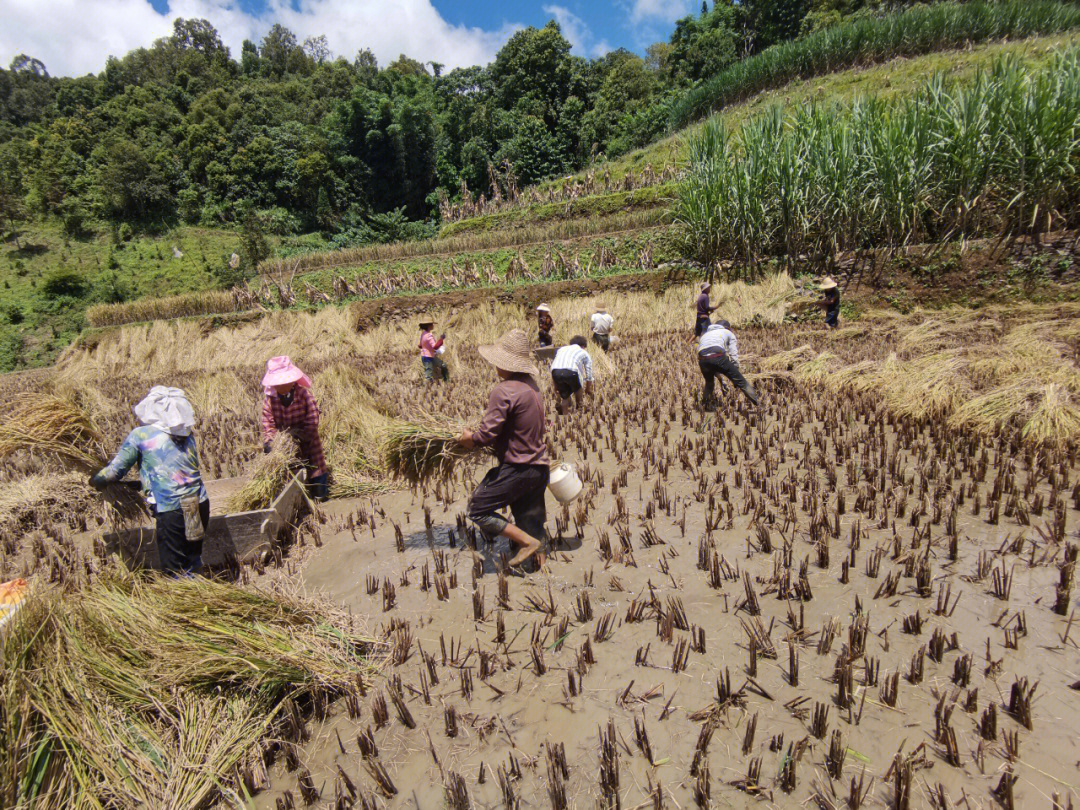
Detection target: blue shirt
<box><xmin>99</xmin><ymin>425</ymin><xmax>208</xmax><ymax>513</ymax></box>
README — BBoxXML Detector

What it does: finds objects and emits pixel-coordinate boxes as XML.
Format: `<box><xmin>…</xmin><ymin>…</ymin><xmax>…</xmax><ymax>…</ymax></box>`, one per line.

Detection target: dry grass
<box><xmin>1</xmin><ymin>569</ymin><xmax>378</xmax><ymax>810</ymax></box>
<box><xmin>226</xmin><ymin>433</ymin><xmax>302</xmax><ymax>512</ymax></box>
<box><xmin>86</xmin><ymin>289</ymin><xmax>238</xmax><ymax>328</ymax></box>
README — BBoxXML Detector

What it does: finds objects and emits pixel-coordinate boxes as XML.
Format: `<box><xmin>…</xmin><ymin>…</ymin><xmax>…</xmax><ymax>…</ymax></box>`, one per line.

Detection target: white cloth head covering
<box><xmin>134</xmin><ymin>386</ymin><xmax>196</xmax><ymax>437</ymax></box>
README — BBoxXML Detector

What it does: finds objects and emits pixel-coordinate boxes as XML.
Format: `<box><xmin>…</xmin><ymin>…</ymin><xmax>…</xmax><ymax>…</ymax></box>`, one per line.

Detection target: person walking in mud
<box><xmin>590</xmin><ymin>302</ymin><xmax>614</xmax><ymax>351</ymax></box>
<box><xmin>536</xmin><ymin>303</ymin><xmax>554</xmax><ymax>347</ymax></box>
<box><xmin>90</xmin><ymin>386</ymin><xmax>209</xmax><ymax>576</ymax></box>
<box><xmin>551</xmin><ymin>336</ymin><xmax>594</xmax><ymax>415</ymax></box>
<box><xmin>698</xmin><ymin>319</ymin><xmax>759</xmax><ymax>412</ymax></box>
<box><xmin>695</xmin><ymin>282</ymin><xmax>718</xmax><ymax>336</ymax></box>
<box><xmin>418</xmin><ymin>317</ymin><xmax>449</xmax><ymax>383</ymax></box>
<box><xmin>261</xmin><ymin>356</ymin><xmax>328</xmax><ymax>501</ymax></box>
<box><xmin>459</xmin><ymin>328</ymin><xmax>550</xmax><ymax>569</ymax></box>
<box><xmin>819</xmin><ymin>276</ymin><xmax>841</xmax><ymax>329</ymax></box>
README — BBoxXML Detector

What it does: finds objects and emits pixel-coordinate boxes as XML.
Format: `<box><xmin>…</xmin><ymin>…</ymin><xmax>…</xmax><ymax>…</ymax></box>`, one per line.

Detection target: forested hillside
<box><xmin>2</xmin><ymin>0</ymin><xmax>1078</xmax><ymax>371</ymax></box>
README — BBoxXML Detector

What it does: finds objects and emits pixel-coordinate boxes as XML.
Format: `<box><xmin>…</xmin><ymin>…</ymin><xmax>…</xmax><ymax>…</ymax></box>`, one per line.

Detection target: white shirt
<box><xmin>552</xmin><ymin>344</ymin><xmax>594</xmax><ymax>384</ymax></box>
<box><xmin>698</xmin><ymin>324</ymin><xmax>739</xmax><ymax>364</ymax></box>
<box><xmin>590</xmin><ymin>312</ymin><xmax>614</xmax><ymax>335</ymax></box>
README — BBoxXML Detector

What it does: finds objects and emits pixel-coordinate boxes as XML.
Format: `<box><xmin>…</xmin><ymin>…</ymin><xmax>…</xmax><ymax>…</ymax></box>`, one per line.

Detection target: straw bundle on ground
<box><xmin>0</xmin><ymin>395</ymin><xmax>146</xmax><ymax>521</ymax></box>
<box><xmin>1</xmin><ymin>569</ymin><xmax>379</xmax><ymax>810</ymax></box>
<box><xmin>383</xmin><ymin>420</ymin><xmax>484</xmax><ymax>484</ymax></box>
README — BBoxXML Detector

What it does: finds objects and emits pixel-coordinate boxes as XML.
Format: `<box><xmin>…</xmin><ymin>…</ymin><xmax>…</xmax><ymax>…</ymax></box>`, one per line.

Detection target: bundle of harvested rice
<box><xmin>0</xmin><ymin>395</ymin><xmax>146</xmax><ymax>521</ymax></box>
<box><xmin>227</xmin><ymin>432</ymin><xmax>302</xmax><ymax>512</ymax></box>
<box><xmin>0</xmin><ymin>473</ymin><xmax>99</xmax><ymax>542</ymax></box>
<box><xmin>1021</xmin><ymin>384</ymin><xmax>1080</xmax><ymax>447</ymax></box>
<box><xmin>1</xmin><ymin>569</ymin><xmax>380</xmax><ymax>810</ymax></box>
<box><xmin>383</xmin><ymin>420</ymin><xmax>484</xmax><ymax>484</ymax></box>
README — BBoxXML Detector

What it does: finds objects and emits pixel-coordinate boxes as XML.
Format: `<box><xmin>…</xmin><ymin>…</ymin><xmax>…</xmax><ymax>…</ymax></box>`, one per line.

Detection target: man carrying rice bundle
<box><xmin>459</xmin><ymin>328</ymin><xmax>549</xmax><ymax>569</ymax></box>
<box><xmin>698</xmin><ymin>319</ymin><xmax>760</xmax><ymax>412</ymax></box>
<box><xmin>261</xmin><ymin>356</ymin><xmax>328</xmax><ymax>501</ymax></box>
<box><xmin>590</xmin><ymin>302</ymin><xmax>614</xmax><ymax>351</ymax></box>
<box><xmin>551</xmin><ymin>336</ymin><xmax>594</xmax><ymax>415</ymax></box>
<box><xmin>90</xmin><ymin>386</ymin><xmax>208</xmax><ymax>576</ymax></box>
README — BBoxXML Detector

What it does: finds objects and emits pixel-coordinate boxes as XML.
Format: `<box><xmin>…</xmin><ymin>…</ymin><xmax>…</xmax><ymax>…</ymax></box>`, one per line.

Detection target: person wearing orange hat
<box><xmin>260</xmin><ymin>356</ymin><xmax>328</xmax><ymax>500</ymax></box>
<box><xmin>818</xmin><ymin>277</ymin><xmax>840</xmax><ymax>329</ymax></box>
<box><xmin>459</xmin><ymin>328</ymin><xmax>549</xmax><ymax>569</ymax></box>
<box><xmin>536</xmin><ymin>303</ymin><xmax>554</xmax><ymax>347</ymax></box>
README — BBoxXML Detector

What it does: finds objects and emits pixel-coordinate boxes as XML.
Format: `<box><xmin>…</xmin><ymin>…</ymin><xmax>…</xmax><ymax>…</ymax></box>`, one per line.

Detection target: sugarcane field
<box><xmin>4</xmin><ymin>3</ymin><xmax>1080</xmax><ymax>810</ymax></box>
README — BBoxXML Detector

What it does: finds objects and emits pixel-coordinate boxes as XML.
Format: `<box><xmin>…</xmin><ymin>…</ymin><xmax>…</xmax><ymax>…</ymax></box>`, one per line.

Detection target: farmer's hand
<box><xmin>263</xmin><ymin>444</ymin><xmax>271</xmax><ymax>454</ymax></box>
<box><xmin>88</xmin><ymin>473</ymin><xmax>109</xmax><ymax>492</ymax></box>
<box><xmin>459</xmin><ymin>429</ymin><xmax>475</xmax><ymax>449</ymax></box>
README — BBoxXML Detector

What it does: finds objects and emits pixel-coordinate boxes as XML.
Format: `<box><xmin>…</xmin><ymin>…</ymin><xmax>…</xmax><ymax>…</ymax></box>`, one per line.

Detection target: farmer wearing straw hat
<box><xmin>419</xmin><ymin>317</ymin><xmax>449</xmax><ymax>383</ymax></box>
<box><xmin>818</xmin><ymin>277</ymin><xmax>840</xmax><ymax>329</ymax></box>
<box><xmin>90</xmin><ymin>386</ymin><xmax>209</xmax><ymax>576</ymax></box>
<box><xmin>536</xmin><ymin>303</ymin><xmax>554</xmax><ymax>347</ymax></box>
<box><xmin>590</xmin><ymin>302</ymin><xmax>614</xmax><ymax>351</ymax></box>
<box><xmin>695</xmin><ymin>282</ymin><xmax>718</xmax><ymax>337</ymax></box>
<box><xmin>459</xmin><ymin>328</ymin><xmax>550</xmax><ymax>569</ymax></box>
<box><xmin>260</xmin><ymin>356</ymin><xmax>328</xmax><ymax>501</ymax></box>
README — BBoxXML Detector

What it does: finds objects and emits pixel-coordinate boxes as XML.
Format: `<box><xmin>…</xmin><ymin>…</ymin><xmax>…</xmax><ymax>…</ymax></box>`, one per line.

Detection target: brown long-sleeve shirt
<box><xmin>473</xmin><ymin>375</ymin><xmax>549</xmax><ymax>465</ymax></box>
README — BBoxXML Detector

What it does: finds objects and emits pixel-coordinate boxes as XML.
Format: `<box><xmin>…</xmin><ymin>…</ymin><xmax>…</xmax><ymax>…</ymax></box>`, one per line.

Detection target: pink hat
<box><xmin>262</xmin><ymin>356</ymin><xmax>311</xmax><ymax>391</ymax></box>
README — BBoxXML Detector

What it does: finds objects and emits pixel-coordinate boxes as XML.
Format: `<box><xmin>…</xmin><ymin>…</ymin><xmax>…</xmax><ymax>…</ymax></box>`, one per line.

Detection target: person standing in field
<box><xmin>260</xmin><ymin>356</ymin><xmax>328</xmax><ymax>501</ymax></box>
<box><xmin>551</xmin><ymin>336</ymin><xmax>594</xmax><ymax>415</ymax></box>
<box><xmin>536</xmin><ymin>303</ymin><xmax>554</xmax><ymax>347</ymax></box>
<box><xmin>90</xmin><ymin>386</ymin><xmax>208</xmax><ymax>576</ymax></box>
<box><xmin>698</xmin><ymin>319</ymin><xmax>759</xmax><ymax>412</ymax></box>
<box><xmin>695</xmin><ymin>282</ymin><xmax>718</xmax><ymax>336</ymax></box>
<box><xmin>819</xmin><ymin>277</ymin><xmax>840</xmax><ymax>329</ymax></box>
<box><xmin>418</xmin><ymin>317</ymin><xmax>449</xmax><ymax>383</ymax></box>
<box><xmin>590</xmin><ymin>302</ymin><xmax>614</xmax><ymax>351</ymax></box>
<box><xmin>459</xmin><ymin>328</ymin><xmax>550</xmax><ymax>569</ymax></box>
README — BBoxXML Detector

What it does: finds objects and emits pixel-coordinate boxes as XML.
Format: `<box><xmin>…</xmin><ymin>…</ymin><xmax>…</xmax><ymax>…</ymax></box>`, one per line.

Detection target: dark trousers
<box><xmin>592</xmin><ymin>333</ymin><xmax>610</xmax><ymax>351</ymax></box>
<box><xmin>699</xmin><ymin>351</ymin><xmax>759</xmax><ymax>410</ymax></box>
<box><xmin>538</xmin><ymin>331</ymin><xmax>553</xmax><ymax>347</ymax></box>
<box><xmin>694</xmin><ymin>316</ymin><xmax>711</xmax><ymax>337</ymax></box>
<box><xmin>155</xmin><ymin>499</ymin><xmax>209</xmax><ymax>576</ymax></box>
<box><xmin>468</xmin><ymin>463</ymin><xmax>549</xmax><ymax>543</ymax></box>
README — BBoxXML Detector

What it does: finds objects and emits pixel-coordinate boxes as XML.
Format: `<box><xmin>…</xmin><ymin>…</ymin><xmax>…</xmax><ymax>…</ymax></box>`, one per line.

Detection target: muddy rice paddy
<box><xmin>248</xmin><ymin>329</ymin><xmax>1080</xmax><ymax>810</ymax></box>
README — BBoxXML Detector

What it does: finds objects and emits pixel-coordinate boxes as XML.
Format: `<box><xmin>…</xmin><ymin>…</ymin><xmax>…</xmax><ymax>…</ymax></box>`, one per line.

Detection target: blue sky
<box><xmin>2</xmin><ymin>0</ymin><xmax>697</xmax><ymax>77</ymax></box>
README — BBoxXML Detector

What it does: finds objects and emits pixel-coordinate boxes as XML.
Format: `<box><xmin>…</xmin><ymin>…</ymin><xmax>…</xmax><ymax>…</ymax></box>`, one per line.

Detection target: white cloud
<box><xmin>628</xmin><ymin>0</ymin><xmax>692</xmax><ymax>26</ymax></box>
<box><xmin>590</xmin><ymin>39</ymin><xmax>612</xmax><ymax>58</ymax></box>
<box><xmin>541</xmin><ymin>4</ymin><xmax>590</xmax><ymax>55</ymax></box>
<box><xmin>0</xmin><ymin>0</ymin><xmax>520</xmax><ymax>77</ymax></box>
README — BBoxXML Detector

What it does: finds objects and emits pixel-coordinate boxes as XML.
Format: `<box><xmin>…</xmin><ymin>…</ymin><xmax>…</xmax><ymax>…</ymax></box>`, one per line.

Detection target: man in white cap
<box><xmin>695</xmin><ymin>282</ymin><xmax>718</xmax><ymax>337</ymax></box>
<box><xmin>459</xmin><ymin>328</ymin><xmax>549</xmax><ymax>568</ymax></box>
<box><xmin>590</xmin><ymin>302</ymin><xmax>614</xmax><ymax>351</ymax></box>
<box><xmin>818</xmin><ymin>277</ymin><xmax>840</xmax><ymax>329</ymax></box>
<box><xmin>90</xmin><ymin>386</ymin><xmax>209</xmax><ymax>575</ymax></box>
<box><xmin>536</xmin><ymin>303</ymin><xmax>554</xmax><ymax>347</ymax></box>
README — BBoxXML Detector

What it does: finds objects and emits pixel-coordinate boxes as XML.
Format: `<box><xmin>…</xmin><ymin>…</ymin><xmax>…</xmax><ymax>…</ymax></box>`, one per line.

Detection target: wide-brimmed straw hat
<box><xmin>700</xmin><ymin>282</ymin><xmax>712</xmax><ymax>293</ymax></box>
<box><xmin>536</xmin><ymin>303</ymin><xmax>551</xmax><ymax>313</ymax></box>
<box><xmin>478</xmin><ymin>328</ymin><xmax>539</xmax><ymax>376</ymax></box>
<box><xmin>595</xmin><ymin>301</ymin><xmax>607</xmax><ymax>311</ymax></box>
<box><xmin>819</xmin><ymin>276</ymin><xmax>838</xmax><ymax>291</ymax></box>
<box><xmin>262</xmin><ymin>356</ymin><xmax>311</xmax><ymax>390</ymax></box>
<box><xmin>419</xmin><ymin>316</ymin><xmax>435</xmax><ymax>326</ymax></box>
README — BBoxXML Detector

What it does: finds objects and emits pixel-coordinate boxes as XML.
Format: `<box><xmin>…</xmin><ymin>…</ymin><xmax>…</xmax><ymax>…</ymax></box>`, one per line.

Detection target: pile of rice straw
<box><xmin>0</xmin><ymin>395</ymin><xmax>146</xmax><ymax>520</ymax></box>
<box><xmin>0</xmin><ymin>569</ymin><xmax>380</xmax><ymax>810</ymax></box>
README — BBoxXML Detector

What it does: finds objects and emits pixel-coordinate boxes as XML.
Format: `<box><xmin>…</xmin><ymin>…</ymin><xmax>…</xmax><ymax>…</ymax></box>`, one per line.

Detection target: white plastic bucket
<box><xmin>548</xmin><ymin>463</ymin><xmax>583</xmax><ymax>503</ymax></box>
